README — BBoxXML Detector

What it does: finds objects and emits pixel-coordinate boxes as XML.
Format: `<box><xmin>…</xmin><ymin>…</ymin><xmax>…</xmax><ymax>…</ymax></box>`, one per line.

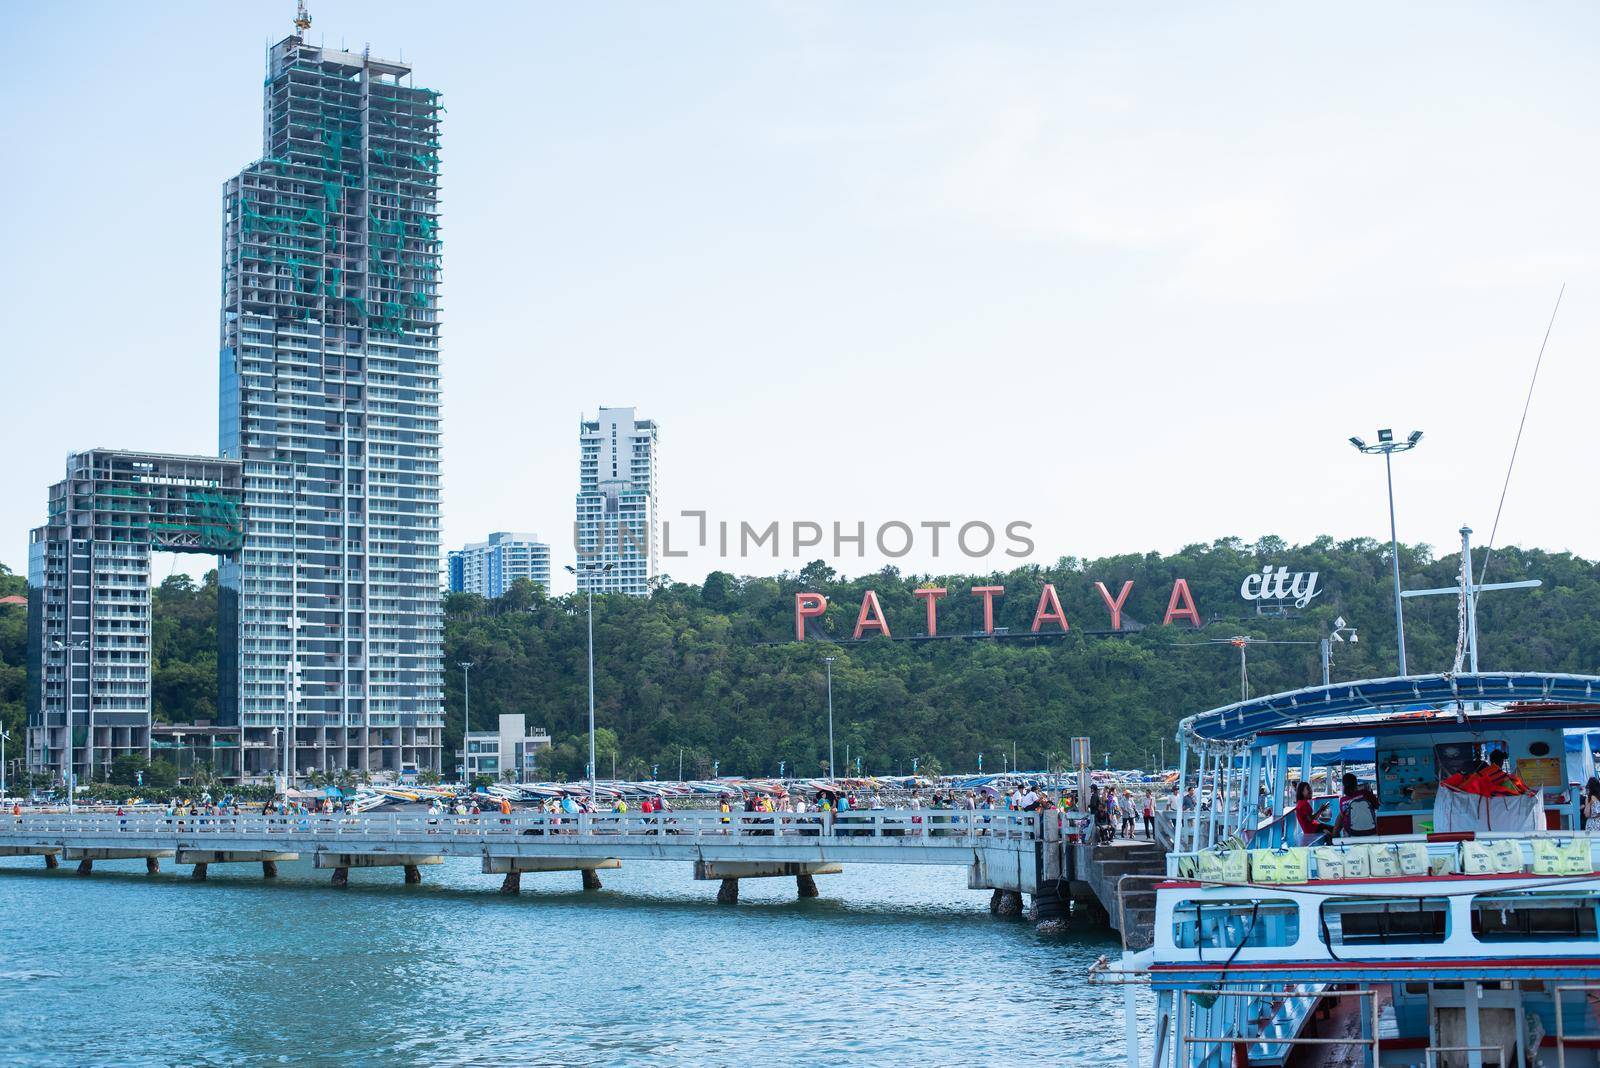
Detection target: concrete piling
<box><xmin>796</xmin><ymin>873</ymin><xmax>819</xmax><ymax>898</ymax></box>
<box><xmin>717</xmin><ymin>878</ymin><xmax>739</xmax><ymax>905</ymax></box>
<box><xmin>262</xmin><ymin>860</ymin><xmax>278</xmax><ymax>879</ymax></box>
<box><xmin>191</xmin><ymin>862</ymin><xmax>208</xmax><ymax>881</ymax></box>
<box><xmin>43</xmin><ymin>854</ymin><xmax>58</xmax><ymax>870</ymax></box>
<box><xmin>147</xmin><ymin>856</ymin><xmax>161</xmax><ymax>875</ymax></box>
<box><xmin>581</xmin><ymin>868</ymin><xmax>603</xmax><ymax>891</ymax></box>
<box><xmin>76</xmin><ymin>858</ymin><xmax>93</xmax><ymax>876</ymax></box>
<box><xmin>331</xmin><ymin>866</ymin><xmax>349</xmax><ymax>887</ymax></box>
<box><xmin>403</xmin><ymin>864</ymin><xmax>422</xmax><ymax>885</ymax></box>
<box><xmin>500</xmin><ymin>871</ymin><xmax>521</xmax><ymax>895</ymax></box>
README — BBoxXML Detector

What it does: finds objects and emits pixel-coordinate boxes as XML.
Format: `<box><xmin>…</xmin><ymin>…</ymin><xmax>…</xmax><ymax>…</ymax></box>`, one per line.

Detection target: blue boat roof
<box><xmin>1179</xmin><ymin>672</ymin><xmax>1600</xmax><ymax>744</ymax></box>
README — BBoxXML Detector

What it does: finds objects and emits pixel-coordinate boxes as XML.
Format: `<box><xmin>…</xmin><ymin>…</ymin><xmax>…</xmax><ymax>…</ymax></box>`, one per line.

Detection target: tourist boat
<box><xmin>1104</xmin><ymin>670</ymin><xmax>1600</xmax><ymax>1068</ymax></box>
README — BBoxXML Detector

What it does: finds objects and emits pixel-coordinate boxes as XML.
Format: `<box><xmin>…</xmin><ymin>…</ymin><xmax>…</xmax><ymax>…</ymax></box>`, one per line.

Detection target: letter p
<box><xmin>795</xmin><ymin>592</ymin><xmax>828</xmax><ymax>642</ymax></box>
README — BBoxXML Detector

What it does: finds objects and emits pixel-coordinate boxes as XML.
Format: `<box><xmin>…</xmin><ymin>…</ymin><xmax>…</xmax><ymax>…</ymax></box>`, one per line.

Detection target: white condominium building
<box><xmin>575</xmin><ymin>407</ymin><xmax>658</xmax><ymax>596</ymax></box>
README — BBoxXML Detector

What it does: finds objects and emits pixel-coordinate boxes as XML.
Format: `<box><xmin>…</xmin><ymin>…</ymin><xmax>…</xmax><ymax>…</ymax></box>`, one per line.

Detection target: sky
<box><xmin>2</xmin><ymin>2</ymin><xmax>1597</xmax><ymax>594</ymax></box>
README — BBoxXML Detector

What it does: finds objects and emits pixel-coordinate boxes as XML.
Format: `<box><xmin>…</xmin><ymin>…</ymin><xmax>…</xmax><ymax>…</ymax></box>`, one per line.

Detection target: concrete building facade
<box><xmin>447</xmin><ymin>532</ymin><xmax>551</xmax><ymax>598</ymax></box>
<box><xmin>26</xmin><ymin>450</ymin><xmax>244</xmax><ymax>783</ymax></box>
<box><xmin>456</xmin><ymin>714</ymin><xmax>551</xmax><ymax>782</ymax></box>
<box><xmin>575</xmin><ymin>408</ymin><xmax>658</xmax><ymax>595</ymax></box>
<box><xmin>218</xmin><ymin>31</ymin><xmax>445</xmax><ymax>778</ymax></box>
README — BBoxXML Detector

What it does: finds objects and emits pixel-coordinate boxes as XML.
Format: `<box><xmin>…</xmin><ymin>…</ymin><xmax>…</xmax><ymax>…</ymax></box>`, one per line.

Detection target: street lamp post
<box><xmin>822</xmin><ymin>655</ymin><xmax>836</xmax><ymax>779</ymax></box>
<box><xmin>458</xmin><ymin>661</ymin><xmax>474</xmax><ymax>783</ymax></box>
<box><xmin>1350</xmin><ymin>429</ymin><xmax>1422</xmax><ymax>675</ymax></box>
<box><xmin>565</xmin><ymin>561</ymin><xmax>614</xmax><ymax>808</ymax></box>
<box><xmin>53</xmin><ymin>638</ymin><xmax>88</xmax><ymax>808</ymax></box>
<box><xmin>1</xmin><ymin>728</ymin><xmax>10</xmax><ymax>798</ymax></box>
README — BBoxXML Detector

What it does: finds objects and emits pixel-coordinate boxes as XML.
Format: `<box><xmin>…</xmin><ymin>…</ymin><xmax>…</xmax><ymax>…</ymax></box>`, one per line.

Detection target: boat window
<box><xmin>1320</xmin><ymin>897</ymin><xmax>1449</xmax><ymax>946</ymax></box>
<box><xmin>1471</xmin><ymin>891</ymin><xmax>1600</xmax><ymax>943</ymax></box>
<box><xmin>1173</xmin><ymin>899</ymin><xmax>1300</xmax><ymax>950</ymax></box>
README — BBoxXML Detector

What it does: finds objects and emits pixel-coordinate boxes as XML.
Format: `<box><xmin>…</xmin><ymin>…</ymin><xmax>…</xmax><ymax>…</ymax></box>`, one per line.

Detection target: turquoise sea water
<box><xmin>0</xmin><ymin>855</ymin><xmax>1152</xmax><ymax>1066</ymax></box>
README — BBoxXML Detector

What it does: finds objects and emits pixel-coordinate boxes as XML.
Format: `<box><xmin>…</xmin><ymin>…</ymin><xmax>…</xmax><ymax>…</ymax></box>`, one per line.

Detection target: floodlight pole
<box><xmin>1351</xmin><ymin>430</ymin><xmax>1421</xmax><ymax>675</ymax></box>
<box><xmin>823</xmin><ymin>656</ymin><xmax>836</xmax><ymax>779</ymax></box>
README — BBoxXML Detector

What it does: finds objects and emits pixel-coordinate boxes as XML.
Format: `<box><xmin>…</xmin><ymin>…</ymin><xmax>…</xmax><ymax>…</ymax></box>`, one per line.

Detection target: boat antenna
<box><xmin>1478</xmin><ymin>283</ymin><xmax>1563</xmax><ymax>588</ymax></box>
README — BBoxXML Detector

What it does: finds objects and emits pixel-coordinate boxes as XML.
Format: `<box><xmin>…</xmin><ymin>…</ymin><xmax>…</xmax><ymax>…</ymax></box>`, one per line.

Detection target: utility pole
<box><xmin>565</xmin><ymin>562</ymin><xmax>613</xmax><ymax>808</ymax></box>
<box><xmin>458</xmin><ymin>661</ymin><xmax>474</xmax><ymax>782</ymax></box>
<box><xmin>823</xmin><ymin>655</ymin><xmax>836</xmax><ymax>779</ymax></box>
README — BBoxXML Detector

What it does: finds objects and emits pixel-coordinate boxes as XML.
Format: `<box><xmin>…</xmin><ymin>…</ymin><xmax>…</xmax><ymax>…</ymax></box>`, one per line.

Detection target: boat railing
<box><xmin>1176</xmin><ymin>987</ymin><xmax>1379</xmax><ymax>1068</ymax></box>
<box><xmin>1165</xmin><ymin>827</ymin><xmax>1599</xmax><ymax>879</ymax></box>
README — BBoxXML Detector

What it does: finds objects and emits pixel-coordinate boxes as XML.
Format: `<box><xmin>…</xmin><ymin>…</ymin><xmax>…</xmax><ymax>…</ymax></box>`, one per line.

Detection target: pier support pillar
<box><xmin>992</xmin><ymin>889</ymin><xmax>1023</xmax><ymax>918</ymax></box>
<box><xmin>717</xmin><ymin>878</ymin><xmax>739</xmax><ymax>905</ymax></box>
<box><xmin>76</xmin><ymin>858</ymin><xmax>93</xmax><ymax>876</ymax></box>
<box><xmin>262</xmin><ymin>861</ymin><xmax>278</xmax><ymax>879</ymax></box>
<box><xmin>501</xmin><ymin>871</ymin><xmax>521</xmax><ymax>895</ymax></box>
<box><xmin>147</xmin><ymin>856</ymin><xmax>161</xmax><ymax>875</ymax></box>
<box><xmin>796</xmin><ymin>873</ymin><xmax>819</xmax><ymax>898</ymax></box>
<box><xmin>191</xmin><ymin>863</ymin><xmax>208</xmax><ymax>881</ymax></box>
<box><xmin>43</xmin><ymin>853</ymin><xmax>58</xmax><ymax>870</ymax></box>
<box><xmin>1029</xmin><ymin>881</ymin><xmax>1069</xmax><ymax>934</ymax></box>
<box><xmin>403</xmin><ymin>864</ymin><xmax>422</xmax><ymax>885</ymax></box>
<box><xmin>331</xmin><ymin>866</ymin><xmax>349</xmax><ymax>888</ymax></box>
<box><xmin>581</xmin><ymin>868</ymin><xmax>603</xmax><ymax>891</ymax></box>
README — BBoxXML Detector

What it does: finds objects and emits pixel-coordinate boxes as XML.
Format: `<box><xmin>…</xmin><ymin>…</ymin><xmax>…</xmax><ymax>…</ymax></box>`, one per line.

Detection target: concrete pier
<box><xmin>192</xmin><ymin>863</ymin><xmax>208</xmax><ymax>880</ymax></box>
<box><xmin>717</xmin><ymin>878</ymin><xmax>739</xmax><ymax>905</ymax></box>
<box><xmin>147</xmin><ymin>856</ymin><xmax>160</xmax><ymax>875</ymax></box>
<box><xmin>796</xmin><ymin>873</ymin><xmax>819</xmax><ymax>898</ymax></box>
<box><xmin>500</xmin><ymin>871</ymin><xmax>521</xmax><ymax>895</ymax></box>
<box><xmin>313</xmin><ymin>852</ymin><xmax>442</xmax><ymax>883</ymax></box>
<box><xmin>78</xmin><ymin>858</ymin><xmax>93</xmax><ymax>876</ymax></box>
<box><xmin>43</xmin><ymin>853</ymin><xmax>58</xmax><ymax>870</ymax></box>
<box><xmin>262</xmin><ymin>861</ymin><xmax>278</xmax><ymax>879</ymax></box>
<box><xmin>581</xmin><ymin>868</ymin><xmax>603</xmax><ymax>891</ymax></box>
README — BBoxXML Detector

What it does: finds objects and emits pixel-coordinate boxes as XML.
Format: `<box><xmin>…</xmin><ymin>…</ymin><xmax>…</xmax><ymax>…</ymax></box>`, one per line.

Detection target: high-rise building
<box><xmin>447</xmin><ymin>532</ymin><xmax>552</xmax><ymax>598</ymax></box>
<box><xmin>219</xmin><ymin>28</ymin><xmax>444</xmax><ymax>777</ymax></box>
<box><xmin>26</xmin><ymin>450</ymin><xmax>244</xmax><ymax>782</ymax></box>
<box><xmin>575</xmin><ymin>407</ymin><xmax>658</xmax><ymax>595</ymax></box>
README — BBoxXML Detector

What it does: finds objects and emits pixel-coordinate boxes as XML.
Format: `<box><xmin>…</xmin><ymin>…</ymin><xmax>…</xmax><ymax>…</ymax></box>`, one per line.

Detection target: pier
<box><xmin>0</xmin><ymin>808</ymin><xmax>1153</xmax><ymax>930</ymax></box>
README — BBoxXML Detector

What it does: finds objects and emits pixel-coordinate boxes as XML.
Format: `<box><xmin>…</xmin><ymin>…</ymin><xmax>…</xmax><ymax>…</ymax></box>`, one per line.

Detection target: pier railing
<box><xmin>3</xmin><ymin>808</ymin><xmax>1046</xmax><ymax>844</ymax></box>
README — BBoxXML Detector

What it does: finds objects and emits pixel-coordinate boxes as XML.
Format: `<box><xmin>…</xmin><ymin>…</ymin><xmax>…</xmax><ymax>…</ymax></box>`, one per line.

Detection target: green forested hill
<box><xmin>2</xmin><ymin>537</ymin><xmax>1597</xmax><ymax>781</ymax></box>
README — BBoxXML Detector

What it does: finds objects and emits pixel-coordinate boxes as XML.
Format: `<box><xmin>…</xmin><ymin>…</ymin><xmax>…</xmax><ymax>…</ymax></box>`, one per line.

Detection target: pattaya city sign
<box><xmin>1239</xmin><ymin>566</ymin><xmax>1321</xmax><ymax>609</ymax></box>
<box><xmin>793</xmin><ymin>579</ymin><xmax>1202</xmax><ymax>641</ymax></box>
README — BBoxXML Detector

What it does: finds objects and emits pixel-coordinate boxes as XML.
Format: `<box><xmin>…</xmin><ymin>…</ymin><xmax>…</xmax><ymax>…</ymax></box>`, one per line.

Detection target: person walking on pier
<box><xmin>1141</xmin><ymin>792</ymin><xmax>1155</xmax><ymax>839</ymax></box>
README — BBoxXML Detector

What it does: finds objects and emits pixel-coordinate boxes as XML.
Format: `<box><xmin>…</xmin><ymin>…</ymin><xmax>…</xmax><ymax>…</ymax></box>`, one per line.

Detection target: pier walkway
<box><xmin>1</xmin><ymin>808</ymin><xmax>1071</xmax><ymax>911</ymax></box>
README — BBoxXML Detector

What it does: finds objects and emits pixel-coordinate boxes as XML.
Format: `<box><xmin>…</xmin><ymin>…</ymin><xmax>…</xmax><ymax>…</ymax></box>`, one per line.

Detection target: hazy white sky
<box><xmin>2</xmin><ymin>2</ymin><xmax>1596</xmax><ymax>592</ymax></box>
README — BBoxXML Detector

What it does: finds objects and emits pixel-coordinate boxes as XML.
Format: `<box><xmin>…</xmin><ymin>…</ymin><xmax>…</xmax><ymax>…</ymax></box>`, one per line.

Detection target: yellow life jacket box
<box><xmin>1274</xmin><ymin>847</ymin><xmax>1310</xmax><ymax>884</ymax></box>
<box><xmin>1198</xmin><ymin>847</ymin><xmax>1248</xmax><ymax>883</ymax></box>
<box><xmin>1461</xmin><ymin>841</ymin><xmax>1496</xmax><ymax>875</ymax></box>
<box><xmin>1249</xmin><ymin>849</ymin><xmax>1281</xmax><ymax>883</ymax></box>
<box><xmin>1533</xmin><ymin>838</ymin><xmax>1593</xmax><ymax>876</ymax></box>
<box><xmin>1368</xmin><ymin>845</ymin><xmax>1402</xmax><ymax>879</ymax></box>
<box><xmin>1314</xmin><ymin>844</ymin><xmax>1370</xmax><ymax>880</ymax></box>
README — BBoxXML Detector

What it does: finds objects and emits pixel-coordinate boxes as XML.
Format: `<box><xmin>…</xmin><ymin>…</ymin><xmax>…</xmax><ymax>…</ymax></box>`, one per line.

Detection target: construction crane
<box><xmin>293</xmin><ymin>1</ymin><xmax>312</xmax><ymax>35</ymax></box>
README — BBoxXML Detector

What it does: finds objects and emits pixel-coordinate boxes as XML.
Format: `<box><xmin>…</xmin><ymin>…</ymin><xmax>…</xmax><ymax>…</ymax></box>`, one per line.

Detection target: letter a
<box><xmin>1163</xmin><ymin>578</ymin><xmax>1202</xmax><ymax>627</ymax></box>
<box><xmin>854</xmin><ymin>590</ymin><xmax>891</xmax><ymax>639</ymax></box>
<box><xmin>1095</xmin><ymin>580</ymin><xmax>1133</xmax><ymax>631</ymax></box>
<box><xmin>794</xmin><ymin>592</ymin><xmax>828</xmax><ymax>642</ymax></box>
<box><xmin>1031</xmin><ymin>584</ymin><xmax>1069</xmax><ymax>633</ymax></box>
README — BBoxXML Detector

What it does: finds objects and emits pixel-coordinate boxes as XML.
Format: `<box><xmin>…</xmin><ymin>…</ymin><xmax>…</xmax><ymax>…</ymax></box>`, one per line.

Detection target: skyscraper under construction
<box><xmin>219</xmin><ymin>22</ymin><xmax>444</xmax><ymax>777</ymax></box>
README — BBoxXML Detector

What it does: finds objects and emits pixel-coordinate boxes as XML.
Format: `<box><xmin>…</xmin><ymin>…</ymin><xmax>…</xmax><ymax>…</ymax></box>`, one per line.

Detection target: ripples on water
<box><xmin>0</xmin><ymin>856</ymin><xmax>1154</xmax><ymax>1066</ymax></box>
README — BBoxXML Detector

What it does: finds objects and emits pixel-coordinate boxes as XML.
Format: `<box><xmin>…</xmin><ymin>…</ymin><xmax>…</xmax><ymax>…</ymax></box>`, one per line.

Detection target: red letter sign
<box><xmin>1095</xmin><ymin>580</ymin><xmax>1133</xmax><ymax>631</ymax></box>
<box><xmin>854</xmin><ymin>590</ymin><xmax>891</xmax><ymax>639</ymax></box>
<box><xmin>1163</xmin><ymin>578</ymin><xmax>1201</xmax><ymax>627</ymax></box>
<box><xmin>1030</xmin><ymin>584</ymin><xmax>1069</xmax><ymax>633</ymax></box>
<box><xmin>913</xmin><ymin>587</ymin><xmax>947</xmax><ymax>636</ymax></box>
<box><xmin>971</xmin><ymin>585</ymin><xmax>1004</xmax><ymax>634</ymax></box>
<box><xmin>794</xmin><ymin>592</ymin><xmax>828</xmax><ymax>641</ymax></box>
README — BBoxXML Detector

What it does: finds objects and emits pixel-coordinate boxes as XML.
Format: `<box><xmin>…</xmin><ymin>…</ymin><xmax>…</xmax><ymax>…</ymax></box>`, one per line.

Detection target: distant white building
<box><xmin>448</xmin><ymin>532</ymin><xmax>551</xmax><ymax>598</ymax></box>
<box><xmin>575</xmin><ymin>407</ymin><xmax>658</xmax><ymax>595</ymax></box>
<box><xmin>456</xmin><ymin>714</ymin><xmax>552</xmax><ymax>782</ymax></box>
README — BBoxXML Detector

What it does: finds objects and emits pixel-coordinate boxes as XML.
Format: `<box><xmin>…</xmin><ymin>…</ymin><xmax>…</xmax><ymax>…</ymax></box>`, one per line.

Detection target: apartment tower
<box><xmin>575</xmin><ymin>408</ymin><xmax>658</xmax><ymax>595</ymax></box>
<box><xmin>218</xmin><ymin>28</ymin><xmax>444</xmax><ymax>777</ymax></box>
